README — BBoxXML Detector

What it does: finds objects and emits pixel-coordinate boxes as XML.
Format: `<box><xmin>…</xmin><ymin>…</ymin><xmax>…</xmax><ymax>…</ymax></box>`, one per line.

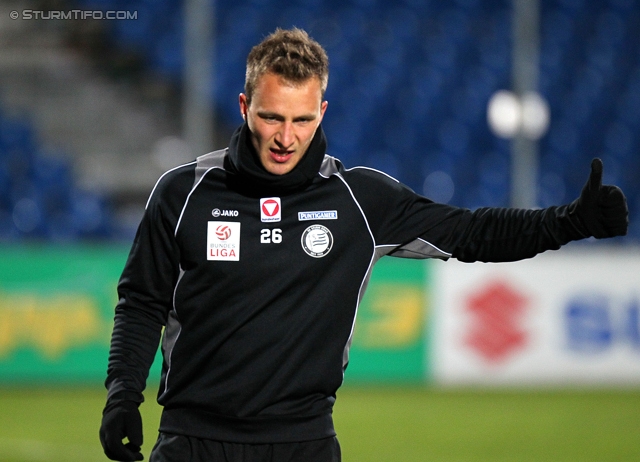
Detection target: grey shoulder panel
<box><xmin>388</xmin><ymin>238</ymin><xmax>452</xmax><ymax>260</ymax></box>
<box><xmin>173</xmin><ymin>149</ymin><xmax>228</xmax><ymax>236</ymax></box>
<box><xmin>194</xmin><ymin>148</ymin><xmax>228</xmax><ymax>187</ymax></box>
<box><xmin>318</xmin><ymin>155</ymin><xmax>341</xmax><ymax>178</ymax></box>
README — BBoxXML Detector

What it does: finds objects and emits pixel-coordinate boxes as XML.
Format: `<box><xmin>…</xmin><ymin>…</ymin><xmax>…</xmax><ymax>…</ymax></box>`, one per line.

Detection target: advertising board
<box><xmin>0</xmin><ymin>247</ymin><xmax>430</xmax><ymax>384</ymax></box>
<box><xmin>343</xmin><ymin>257</ymin><xmax>430</xmax><ymax>383</ymax></box>
<box><xmin>431</xmin><ymin>247</ymin><xmax>640</xmax><ymax>385</ymax></box>
<box><xmin>0</xmin><ymin>246</ymin><xmax>130</xmax><ymax>383</ymax></box>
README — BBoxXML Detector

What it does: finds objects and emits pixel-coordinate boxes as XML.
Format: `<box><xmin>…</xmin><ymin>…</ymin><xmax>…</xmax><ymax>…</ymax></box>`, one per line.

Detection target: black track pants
<box><xmin>149</xmin><ymin>433</ymin><xmax>341</xmax><ymax>462</ymax></box>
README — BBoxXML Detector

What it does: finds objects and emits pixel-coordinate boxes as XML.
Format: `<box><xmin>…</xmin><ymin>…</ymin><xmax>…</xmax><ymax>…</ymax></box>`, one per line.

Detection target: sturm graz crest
<box><xmin>301</xmin><ymin>225</ymin><xmax>333</xmax><ymax>258</ymax></box>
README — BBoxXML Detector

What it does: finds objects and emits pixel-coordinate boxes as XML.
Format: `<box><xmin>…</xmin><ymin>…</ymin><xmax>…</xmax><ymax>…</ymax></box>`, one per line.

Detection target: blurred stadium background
<box><xmin>2</xmin><ymin>0</ymin><xmax>640</xmax><ymax>240</ymax></box>
<box><xmin>0</xmin><ymin>0</ymin><xmax>639</xmax><ymax>461</ymax></box>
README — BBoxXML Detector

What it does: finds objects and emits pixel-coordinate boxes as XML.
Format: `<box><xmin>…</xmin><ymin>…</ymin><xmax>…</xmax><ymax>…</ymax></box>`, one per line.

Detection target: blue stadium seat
<box><xmin>153</xmin><ymin>29</ymin><xmax>184</xmax><ymax>80</ymax></box>
<box><xmin>74</xmin><ymin>0</ymin><xmax>120</xmax><ymax>9</ymax></box>
<box><xmin>0</xmin><ymin>162</ymin><xmax>10</xmax><ymax>212</ymax></box>
<box><xmin>70</xmin><ymin>190</ymin><xmax>113</xmax><ymax>238</ymax></box>
<box><xmin>0</xmin><ymin>116</ymin><xmax>35</xmax><ymax>154</ymax></box>
<box><xmin>0</xmin><ymin>100</ymin><xmax>117</xmax><ymax>242</ymax></box>
<box><xmin>11</xmin><ymin>194</ymin><xmax>46</xmax><ymax>238</ymax></box>
<box><xmin>0</xmin><ymin>210</ymin><xmax>17</xmax><ymax>241</ymax></box>
<box><xmin>111</xmin><ymin>4</ymin><xmax>159</xmax><ymax>55</ymax></box>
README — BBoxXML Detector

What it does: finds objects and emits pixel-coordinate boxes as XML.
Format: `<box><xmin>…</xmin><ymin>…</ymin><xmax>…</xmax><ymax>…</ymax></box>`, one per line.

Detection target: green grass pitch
<box><xmin>0</xmin><ymin>386</ymin><xmax>639</xmax><ymax>461</ymax></box>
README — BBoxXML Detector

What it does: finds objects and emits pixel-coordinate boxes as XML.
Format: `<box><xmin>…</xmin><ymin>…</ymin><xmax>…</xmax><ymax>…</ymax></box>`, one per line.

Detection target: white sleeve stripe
<box><xmin>374</xmin><ymin>239</ymin><xmax>452</xmax><ymax>258</ymax></box>
<box><xmin>416</xmin><ymin>237</ymin><xmax>452</xmax><ymax>257</ymax></box>
<box><xmin>344</xmin><ymin>165</ymin><xmax>400</xmax><ymax>183</ymax></box>
<box><xmin>174</xmin><ymin>165</ymin><xmax>222</xmax><ymax>236</ymax></box>
<box><xmin>334</xmin><ymin>172</ymin><xmax>376</xmax><ymax>246</ymax></box>
<box><xmin>145</xmin><ymin>161</ymin><xmax>198</xmax><ymax>210</ymax></box>
<box><xmin>333</xmin><ymin>172</ymin><xmax>379</xmax><ymax>372</ymax></box>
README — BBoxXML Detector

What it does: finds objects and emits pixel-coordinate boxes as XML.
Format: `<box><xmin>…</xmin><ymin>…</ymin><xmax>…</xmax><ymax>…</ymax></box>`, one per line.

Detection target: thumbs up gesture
<box><xmin>571</xmin><ymin>158</ymin><xmax>628</xmax><ymax>239</ymax></box>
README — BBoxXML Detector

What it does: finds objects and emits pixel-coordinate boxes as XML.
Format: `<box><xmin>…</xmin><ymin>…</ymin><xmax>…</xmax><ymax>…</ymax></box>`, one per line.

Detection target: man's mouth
<box><xmin>270</xmin><ymin>148</ymin><xmax>294</xmax><ymax>163</ymax></box>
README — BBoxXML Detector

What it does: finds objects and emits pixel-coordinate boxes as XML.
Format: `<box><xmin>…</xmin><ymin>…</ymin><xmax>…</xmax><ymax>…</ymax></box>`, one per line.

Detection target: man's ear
<box><xmin>319</xmin><ymin>100</ymin><xmax>328</xmax><ymax>121</ymax></box>
<box><xmin>239</xmin><ymin>93</ymin><xmax>248</xmax><ymax>120</ymax></box>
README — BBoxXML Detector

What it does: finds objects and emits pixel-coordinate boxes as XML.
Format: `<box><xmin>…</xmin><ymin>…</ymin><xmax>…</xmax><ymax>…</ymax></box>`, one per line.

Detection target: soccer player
<box><xmin>100</xmin><ymin>28</ymin><xmax>628</xmax><ymax>462</ymax></box>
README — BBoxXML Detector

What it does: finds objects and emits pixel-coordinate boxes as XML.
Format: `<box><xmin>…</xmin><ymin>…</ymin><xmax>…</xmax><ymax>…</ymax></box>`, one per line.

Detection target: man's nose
<box><xmin>277</xmin><ymin>122</ymin><xmax>295</xmax><ymax>147</ymax></box>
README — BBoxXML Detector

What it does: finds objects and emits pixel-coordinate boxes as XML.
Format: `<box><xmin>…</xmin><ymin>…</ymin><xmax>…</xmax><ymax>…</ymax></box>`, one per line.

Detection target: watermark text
<box><xmin>10</xmin><ymin>10</ymin><xmax>138</xmax><ymax>20</ymax></box>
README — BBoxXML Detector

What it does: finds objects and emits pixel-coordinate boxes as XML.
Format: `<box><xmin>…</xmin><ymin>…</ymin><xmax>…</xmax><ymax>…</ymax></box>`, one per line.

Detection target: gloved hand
<box><xmin>570</xmin><ymin>158</ymin><xmax>628</xmax><ymax>238</ymax></box>
<box><xmin>100</xmin><ymin>399</ymin><xmax>144</xmax><ymax>461</ymax></box>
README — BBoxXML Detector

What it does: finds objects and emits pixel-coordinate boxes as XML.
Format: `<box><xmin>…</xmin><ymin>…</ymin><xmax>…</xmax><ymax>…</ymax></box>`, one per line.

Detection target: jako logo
<box><xmin>260</xmin><ymin>197</ymin><xmax>281</xmax><ymax>222</ymax></box>
<box><xmin>215</xmin><ymin>225</ymin><xmax>232</xmax><ymax>240</ymax></box>
<box><xmin>212</xmin><ymin>208</ymin><xmax>239</xmax><ymax>217</ymax></box>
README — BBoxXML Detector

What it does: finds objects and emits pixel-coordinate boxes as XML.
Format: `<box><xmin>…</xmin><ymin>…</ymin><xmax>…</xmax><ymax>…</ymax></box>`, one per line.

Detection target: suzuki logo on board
<box><xmin>464</xmin><ymin>280</ymin><xmax>529</xmax><ymax>363</ymax></box>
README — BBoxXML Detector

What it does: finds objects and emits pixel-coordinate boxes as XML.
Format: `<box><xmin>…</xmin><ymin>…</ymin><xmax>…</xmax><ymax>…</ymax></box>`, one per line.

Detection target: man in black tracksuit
<box><xmin>100</xmin><ymin>28</ymin><xmax>629</xmax><ymax>462</ymax></box>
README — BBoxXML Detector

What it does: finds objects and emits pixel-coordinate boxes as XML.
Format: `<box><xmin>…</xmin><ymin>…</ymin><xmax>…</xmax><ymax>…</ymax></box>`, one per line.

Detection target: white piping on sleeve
<box><xmin>145</xmin><ymin>161</ymin><xmax>197</xmax><ymax>210</ymax></box>
<box><xmin>376</xmin><ymin>238</ymin><xmax>452</xmax><ymax>259</ymax></box>
<box><xmin>415</xmin><ymin>237</ymin><xmax>452</xmax><ymax>258</ymax></box>
<box><xmin>333</xmin><ymin>172</ymin><xmax>380</xmax><ymax>370</ymax></box>
<box><xmin>174</xmin><ymin>165</ymin><xmax>221</xmax><ymax>236</ymax></box>
<box><xmin>345</xmin><ymin>165</ymin><xmax>401</xmax><ymax>183</ymax></box>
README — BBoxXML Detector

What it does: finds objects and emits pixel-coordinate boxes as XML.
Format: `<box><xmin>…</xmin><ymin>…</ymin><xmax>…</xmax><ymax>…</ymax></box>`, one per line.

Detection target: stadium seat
<box><xmin>0</xmin><ymin>102</ymin><xmax>114</xmax><ymax>242</ymax></box>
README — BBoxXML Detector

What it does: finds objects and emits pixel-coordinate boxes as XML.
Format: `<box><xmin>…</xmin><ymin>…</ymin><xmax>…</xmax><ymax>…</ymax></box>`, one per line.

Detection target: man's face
<box><xmin>239</xmin><ymin>73</ymin><xmax>328</xmax><ymax>176</ymax></box>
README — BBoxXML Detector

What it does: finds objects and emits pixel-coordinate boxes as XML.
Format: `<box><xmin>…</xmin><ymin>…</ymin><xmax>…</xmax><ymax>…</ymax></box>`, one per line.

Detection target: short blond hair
<box><xmin>244</xmin><ymin>28</ymin><xmax>329</xmax><ymax>104</ymax></box>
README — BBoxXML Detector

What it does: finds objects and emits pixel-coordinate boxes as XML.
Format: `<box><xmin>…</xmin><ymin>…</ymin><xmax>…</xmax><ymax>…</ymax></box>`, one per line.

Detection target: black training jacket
<box><xmin>105</xmin><ymin>124</ymin><xmax>587</xmax><ymax>443</ymax></box>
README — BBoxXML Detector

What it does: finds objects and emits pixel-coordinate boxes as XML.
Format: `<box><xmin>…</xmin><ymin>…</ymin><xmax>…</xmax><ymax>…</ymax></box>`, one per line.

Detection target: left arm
<box><xmin>451</xmin><ymin>158</ymin><xmax>628</xmax><ymax>262</ymax></box>
<box><xmin>345</xmin><ymin>158</ymin><xmax>627</xmax><ymax>263</ymax></box>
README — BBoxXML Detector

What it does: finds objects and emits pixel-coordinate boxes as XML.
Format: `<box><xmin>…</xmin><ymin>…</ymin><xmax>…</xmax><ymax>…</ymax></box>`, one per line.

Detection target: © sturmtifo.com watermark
<box><xmin>9</xmin><ymin>10</ymin><xmax>138</xmax><ymax>20</ymax></box>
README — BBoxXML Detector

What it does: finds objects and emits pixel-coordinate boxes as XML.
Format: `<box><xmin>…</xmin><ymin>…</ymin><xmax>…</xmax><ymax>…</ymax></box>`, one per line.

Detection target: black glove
<box><xmin>100</xmin><ymin>399</ymin><xmax>144</xmax><ymax>461</ymax></box>
<box><xmin>570</xmin><ymin>158</ymin><xmax>628</xmax><ymax>238</ymax></box>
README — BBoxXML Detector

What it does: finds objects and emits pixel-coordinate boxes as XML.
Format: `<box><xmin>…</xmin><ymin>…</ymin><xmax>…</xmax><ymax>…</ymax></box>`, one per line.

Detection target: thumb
<box><xmin>125</xmin><ymin>406</ymin><xmax>144</xmax><ymax>448</ymax></box>
<box><xmin>589</xmin><ymin>157</ymin><xmax>603</xmax><ymax>191</ymax></box>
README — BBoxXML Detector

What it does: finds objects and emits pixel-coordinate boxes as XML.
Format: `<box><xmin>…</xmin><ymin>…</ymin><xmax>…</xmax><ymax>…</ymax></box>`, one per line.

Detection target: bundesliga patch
<box><xmin>260</xmin><ymin>197</ymin><xmax>281</xmax><ymax>222</ymax></box>
<box><xmin>207</xmin><ymin>221</ymin><xmax>240</xmax><ymax>261</ymax></box>
<box><xmin>301</xmin><ymin>224</ymin><xmax>333</xmax><ymax>258</ymax></box>
<box><xmin>298</xmin><ymin>210</ymin><xmax>338</xmax><ymax>221</ymax></box>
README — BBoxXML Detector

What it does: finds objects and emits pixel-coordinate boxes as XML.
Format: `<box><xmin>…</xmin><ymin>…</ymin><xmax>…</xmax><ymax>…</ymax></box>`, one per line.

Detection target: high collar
<box><xmin>227</xmin><ymin>122</ymin><xmax>327</xmax><ymax>194</ymax></box>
